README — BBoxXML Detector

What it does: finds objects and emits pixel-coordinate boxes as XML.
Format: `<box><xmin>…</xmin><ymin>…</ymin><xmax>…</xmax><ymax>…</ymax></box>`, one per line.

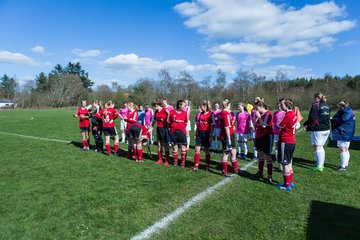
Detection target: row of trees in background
<box><xmin>1</xmin><ymin>63</ymin><xmax>360</xmax><ymax>110</ymax></box>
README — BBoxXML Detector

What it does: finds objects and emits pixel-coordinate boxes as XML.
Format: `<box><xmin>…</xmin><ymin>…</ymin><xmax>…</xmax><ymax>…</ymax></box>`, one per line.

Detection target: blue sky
<box><xmin>0</xmin><ymin>0</ymin><xmax>359</xmax><ymax>88</ymax></box>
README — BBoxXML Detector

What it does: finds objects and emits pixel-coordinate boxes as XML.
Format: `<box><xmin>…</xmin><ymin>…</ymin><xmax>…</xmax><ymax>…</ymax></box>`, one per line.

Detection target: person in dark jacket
<box><xmin>331</xmin><ymin>99</ymin><xmax>356</xmax><ymax>171</ymax></box>
<box><xmin>91</xmin><ymin>101</ymin><xmax>104</xmax><ymax>152</ymax></box>
<box><xmin>303</xmin><ymin>93</ymin><xmax>330</xmax><ymax>172</ymax></box>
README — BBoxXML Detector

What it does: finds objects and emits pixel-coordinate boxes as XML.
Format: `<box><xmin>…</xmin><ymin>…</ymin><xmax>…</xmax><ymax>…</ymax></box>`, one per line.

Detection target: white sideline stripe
<box><xmin>130</xmin><ymin>159</ymin><xmax>257</xmax><ymax>240</ymax></box>
<box><xmin>0</xmin><ymin>131</ymin><xmax>71</xmax><ymax>143</ymax></box>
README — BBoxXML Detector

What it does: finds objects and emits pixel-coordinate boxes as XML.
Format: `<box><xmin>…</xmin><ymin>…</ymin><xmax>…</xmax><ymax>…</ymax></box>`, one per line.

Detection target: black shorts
<box><xmin>129</xmin><ymin>125</ymin><xmax>141</xmax><ymax>141</ymax></box>
<box><xmin>195</xmin><ymin>131</ymin><xmax>211</xmax><ymax>147</ymax></box>
<box><xmin>278</xmin><ymin>142</ymin><xmax>296</xmax><ymax>165</ymax></box>
<box><xmin>157</xmin><ymin>127</ymin><xmax>169</xmax><ymax>143</ymax></box>
<box><xmin>103</xmin><ymin>127</ymin><xmax>118</xmax><ymax>137</ymax></box>
<box><xmin>221</xmin><ymin>134</ymin><xmax>236</xmax><ymax>152</ymax></box>
<box><xmin>80</xmin><ymin>127</ymin><xmax>90</xmax><ymax>133</ymax></box>
<box><xmin>170</xmin><ymin>130</ymin><xmax>187</xmax><ymax>146</ymax></box>
<box><xmin>255</xmin><ymin>134</ymin><xmax>273</xmax><ymax>154</ymax></box>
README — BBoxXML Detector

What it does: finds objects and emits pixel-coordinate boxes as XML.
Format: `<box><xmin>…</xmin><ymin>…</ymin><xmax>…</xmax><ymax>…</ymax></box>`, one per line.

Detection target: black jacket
<box><xmin>304</xmin><ymin>101</ymin><xmax>330</xmax><ymax>131</ymax></box>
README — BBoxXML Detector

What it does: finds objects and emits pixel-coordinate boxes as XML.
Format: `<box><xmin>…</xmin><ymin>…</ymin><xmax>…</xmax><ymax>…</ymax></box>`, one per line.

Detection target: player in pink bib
<box><xmin>235</xmin><ymin>102</ymin><xmax>250</xmax><ymax>159</ymax></box>
<box><xmin>212</xmin><ymin>102</ymin><xmax>222</xmax><ymax>153</ymax></box>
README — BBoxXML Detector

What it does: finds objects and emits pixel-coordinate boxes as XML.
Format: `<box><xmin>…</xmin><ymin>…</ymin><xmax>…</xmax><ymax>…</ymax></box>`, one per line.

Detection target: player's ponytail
<box><xmin>201</xmin><ymin>100</ymin><xmax>212</xmax><ymax>111</ymax></box>
<box><xmin>104</xmin><ymin>101</ymin><xmax>112</xmax><ymax>117</ymax></box>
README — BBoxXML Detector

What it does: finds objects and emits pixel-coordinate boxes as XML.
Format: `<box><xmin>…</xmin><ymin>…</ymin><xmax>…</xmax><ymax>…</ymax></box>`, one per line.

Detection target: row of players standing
<box><xmin>74</xmin><ymin>94</ymin><xmax>356</xmax><ymax>190</ymax></box>
<box><xmin>76</xmin><ymin>97</ymin><xmax>299</xmax><ymax>186</ymax></box>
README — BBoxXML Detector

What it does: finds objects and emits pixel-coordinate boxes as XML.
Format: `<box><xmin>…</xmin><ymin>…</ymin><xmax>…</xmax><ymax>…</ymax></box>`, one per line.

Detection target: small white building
<box><xmin>0</xmin><ymin>99</ymin><xmax>16</xmax><ymax>108</ymax></box>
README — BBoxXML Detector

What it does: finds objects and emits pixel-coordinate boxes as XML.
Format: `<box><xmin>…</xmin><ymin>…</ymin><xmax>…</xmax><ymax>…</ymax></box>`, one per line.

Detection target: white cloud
<box><xmin>0</xmin><ymin>51</ymin><xmax>39</xmax><ymax>66</ymax></box>
<box><xmin>101</xmin><ymin>53</ymin><xmax>217</xmax><ymax>77</ymax></box>
<box><xmin>339</xmin><ymin>40</ymin><xmax>358</xmax><ymax>47</ymax></box>
<box><xmin>175</xmin><ymin>0</ymin><xmax>356</xmax><ymax>65</ymax></box>
<box><xmin>72</xmin><ymin>48</ymin><xmax>102</xmax><ymax>58</ymax></box>
<box><xmin>31</xmin><ymin>45</ymin><xmax>45</xmax><ymax>54</ymax></box>
<box><xmin>255</xmin><ymin>65</ymin><xmax>316</xmax><ymax>79</ymax></box>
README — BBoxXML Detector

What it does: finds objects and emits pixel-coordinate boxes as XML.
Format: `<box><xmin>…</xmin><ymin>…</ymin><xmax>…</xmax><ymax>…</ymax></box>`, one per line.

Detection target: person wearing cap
<box><xmin>303</xmin><ymin>93</ymin><xmax>331</xmax><ymax>172</ymax></box>
<box><xmin>330</xmin><ymin>99</ymin><xmax>356</xmax><ymax>171</ymax></box>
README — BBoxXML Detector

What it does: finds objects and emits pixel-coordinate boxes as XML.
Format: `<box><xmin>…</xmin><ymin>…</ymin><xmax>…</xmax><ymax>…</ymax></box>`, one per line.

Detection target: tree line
<box><xmin>1</xmin><ymin>62</ymin><xmax>359</xmax><ymax>110</ymax></box>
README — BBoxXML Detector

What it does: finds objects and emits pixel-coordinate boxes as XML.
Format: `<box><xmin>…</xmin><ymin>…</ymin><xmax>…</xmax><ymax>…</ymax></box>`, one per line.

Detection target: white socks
<box><xmin>187</xmin><ymin>136</ymin><xmax>190</xmax><ymax>148</ymax></box>
<box><xmin>315</xmin><ymin>147</ymin><xmax>325</xmax><ymax>167</ymax></box>
<box><xmin>340</xmin><ymin>151</ymin><xmax>350</xmax><ymax>168</ymax></box>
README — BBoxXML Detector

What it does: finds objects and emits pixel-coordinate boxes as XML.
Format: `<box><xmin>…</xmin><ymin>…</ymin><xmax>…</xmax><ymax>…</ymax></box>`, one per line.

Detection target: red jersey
<box><xmin>278</xmin><ymin>110</ymin><xmax>297</xmax><ymax>144</ymax></box>
<box><xmin>76</xmin><ymin>107</ymin><xmax>90</xmax><ymax>128</ymax></box>
<box><xmin>125</xmin><ymin>110</ymin><xmax>138</xmax><ymax>132</ymax></box>
<box><xmin>169</xmin><ymin>109</ymin><xmax>188</xmax><ymax>134</ymax></box>
<box><xmin>197</xmin><ymin>111</ymin><xmax>214</xmax><ymax>132</ymax></box>
<box><xmin>220</xmin><ymin>110</ymin><xmax>235</xmax><ymax>140</ymax></box>
<box><xmin>255</xmin><ymin>111</ymin><xmax>273</xmax><ymax>139</ymax></box>
<box><xmin>154</xmin><ymin>108</ymin><xmax>169</xmax><ymax>128</ymax></box>
<box><xmin>95</xmin><ymin>107</ymin><xmax>119</xmax><ymax>128</ymax></box>
<box><xmin>134</xmin><ymin>123</ymin><xmax>151</xmax><ymax>138</ymax></box>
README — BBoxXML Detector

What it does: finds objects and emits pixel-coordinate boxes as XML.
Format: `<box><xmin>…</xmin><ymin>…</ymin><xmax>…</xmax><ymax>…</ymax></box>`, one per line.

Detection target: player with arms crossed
<box><xmin>192</xmin><ymin>100</ymin><xmax>214</xmax><ymax>171</ymax></box>
<box><xmin>254</xmin><ymin>101</ymin><xmax>274</xmax><ymax>183</ymax></box>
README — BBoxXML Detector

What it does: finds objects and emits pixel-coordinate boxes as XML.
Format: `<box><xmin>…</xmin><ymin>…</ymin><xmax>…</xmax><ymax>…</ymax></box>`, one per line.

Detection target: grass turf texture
<box><xmin>0</xmin><ymin>109</ymin><xmax>359</xmax><ymax>240</ymax></box>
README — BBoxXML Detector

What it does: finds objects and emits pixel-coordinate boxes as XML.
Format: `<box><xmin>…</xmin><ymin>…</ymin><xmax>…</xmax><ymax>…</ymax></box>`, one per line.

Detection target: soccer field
<box><xmin>0</xmin><ymin>109</ymin><xmax>359</xmax><ymax>240</ymax></box>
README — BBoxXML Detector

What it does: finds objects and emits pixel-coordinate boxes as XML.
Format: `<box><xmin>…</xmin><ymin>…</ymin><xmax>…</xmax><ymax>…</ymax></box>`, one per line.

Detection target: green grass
<box><xmin>0</xmin><ymin>109</ymin><xmax>359</xmax><ymax>240</ymax></box>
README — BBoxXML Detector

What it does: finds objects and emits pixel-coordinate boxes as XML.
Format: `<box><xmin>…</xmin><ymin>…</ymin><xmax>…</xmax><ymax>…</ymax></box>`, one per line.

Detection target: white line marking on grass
<box><xmin>130</xmin><ymin>159</ymin><xmax>257</xmax><ymax>240</ymax></box>
<box><xmin>0</xmin><ymin>131</ymin><xmax>71</xmax><ymax>144</ymax></box>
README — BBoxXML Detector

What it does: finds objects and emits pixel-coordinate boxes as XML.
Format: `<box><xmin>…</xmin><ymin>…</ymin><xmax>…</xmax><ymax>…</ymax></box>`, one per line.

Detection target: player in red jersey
<box><xmin>124</xmin><ymin>102</ymin><xmax>139</xmax><ymax>159</ymax></box>
<box><xmin>277</xmin><ymin>99</ymin><xmax>297</xmax><ymax>191</ymax></box>
<box><xmin>220</xmin><ymin>99</ymin><xmax>239</xmax><ymax>177</ymax></box>
<box><xmin>151</xmin><ymin>100</ymin><xmax>170</xmax><ymax>166</ymax></box>
<box><xmin>94</xmin><ymin>101</ymin><xmax>120</xmax><ymax>155</ymax></box>
<box><xmin>129</xmin><ymin>123</ymin><xmax>151</xmax><ymax>163</ymax></box>
<box><xmin>192</xmin><ymin>100</ymin><xmax>214</xmax><ymax>171</ymax></box>
<box><xmin>254</xmin><ymin>101</ymin><xmax>274</xmax><ymax>183</ymax></box>
<box><xmin>74</xmin><ymin>100</ymin><xmax>91</xmax><ymax>150</ymax></box>
<box><xmin>168</xmin><ymin>99</ymin><xmax>188</xmax><ymax>167</ymax></box>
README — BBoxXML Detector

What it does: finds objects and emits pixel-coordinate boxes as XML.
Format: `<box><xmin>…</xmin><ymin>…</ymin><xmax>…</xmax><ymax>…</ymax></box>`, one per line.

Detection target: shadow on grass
<box><xmin>307</xmin><ymin>200</ymin><xmax>360</xmax><ymax>240</ymax></box>
<box><xmin>292</xmin><ymin>156</ymin><xmax>338</xmax><ymax>170</ymax></box>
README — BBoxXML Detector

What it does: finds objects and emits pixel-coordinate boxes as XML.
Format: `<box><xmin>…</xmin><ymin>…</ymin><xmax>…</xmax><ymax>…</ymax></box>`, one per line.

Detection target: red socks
<box><xmin>82</xmin><ymin>140</ymin><xmax>87</xmax><ymax>148</ymax></box>
<box><xmin>114</xmin><ymin>143</ymin><xmax>119</xmax><ymax>153</ymax></box>
<box><xmin>173</xmin><ymin>152</ymin><xmax>178</xmax><ymax>165</ymax></box>
<box><xmin>137</xmin><ymin>148</ymin><xmax>143</xmax><ymax>161</ymax></box>
<box><xmin>283</xmin><ymin>172</ymin><xmax>291</xmax><ymax>187</ymax></box>
<box><xmin>157</xmin><ymin>150</ymin><xmax>163</xmax><ymax>161</ymax></box>
<box><xmin>106</xmin><ymin>144</ymin><xmax>111</xmax><ymax>155</ymax></box>
<box><xmin>181</xmin><ymin>151</ymin><xmax>186</xmax><ymax>166</ymax></box>
<box><xmin>194</xmin><ymin>153</ymin><xmax>201</xmax><ymax>169</ymax></box>
<box><xmin>222</xmin><ymin>161</ymin><xmax>228</xmax><ymax>175</ymax></box>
